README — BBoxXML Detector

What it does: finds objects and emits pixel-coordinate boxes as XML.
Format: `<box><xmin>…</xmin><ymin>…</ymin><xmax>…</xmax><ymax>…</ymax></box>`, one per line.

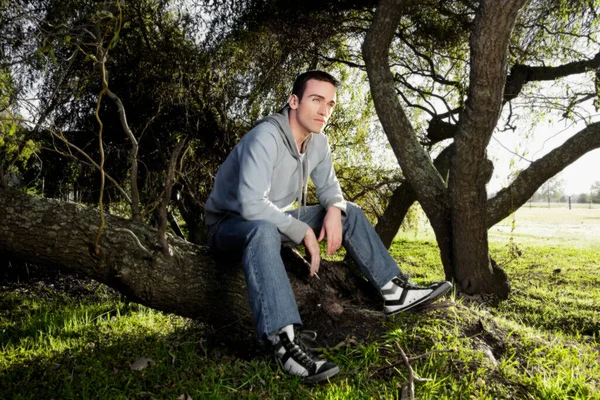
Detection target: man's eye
<box><xmin>312</xmin><ymin>98</ymin><xmax>320</xmax><ymax>103</ymax></box>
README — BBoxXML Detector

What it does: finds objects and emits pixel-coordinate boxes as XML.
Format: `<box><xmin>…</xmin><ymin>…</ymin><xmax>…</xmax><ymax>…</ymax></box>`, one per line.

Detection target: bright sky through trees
<box><xmin>488</xmin><ymin>101</ymin><xmax>600</xmax><ymax>196</ymax></box>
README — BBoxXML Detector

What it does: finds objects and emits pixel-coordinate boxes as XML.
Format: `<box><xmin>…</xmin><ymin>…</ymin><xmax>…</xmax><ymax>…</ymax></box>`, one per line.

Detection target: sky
<box><xmin>487</xmin><ymin>112</ymin><xmax>600</xmax><ymax>196</ymax></box>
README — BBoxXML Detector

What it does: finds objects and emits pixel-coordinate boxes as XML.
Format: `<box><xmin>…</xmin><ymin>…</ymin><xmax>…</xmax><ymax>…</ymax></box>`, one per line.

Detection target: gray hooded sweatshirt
<box><xmin>204</xmin><ymin>106</ymin><xmax>346</xmax><ymax>244</ymax></box>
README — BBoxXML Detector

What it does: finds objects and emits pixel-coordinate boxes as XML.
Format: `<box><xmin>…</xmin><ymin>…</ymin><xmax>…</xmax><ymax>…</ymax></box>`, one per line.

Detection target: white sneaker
<box><xmin>273</xmin><ymin>325</ymin><xmax>340</xmax><ymax>383</ymax></box>
<box><xmin>381</xmin><ymin>276</ymin><xmax>452</xmax><ymax>315</ymax></box>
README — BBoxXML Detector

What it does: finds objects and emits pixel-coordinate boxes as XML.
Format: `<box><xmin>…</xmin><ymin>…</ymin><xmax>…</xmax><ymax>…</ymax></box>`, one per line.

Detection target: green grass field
<box><xmin>1</xmin><ymin>206</ymin><xmax>599</xmax><ymax>399</ymax></box>
<box><xmin>490</xmin><ymin>204</ymin><xmax>600</xmax><ymax>249</ymax></box>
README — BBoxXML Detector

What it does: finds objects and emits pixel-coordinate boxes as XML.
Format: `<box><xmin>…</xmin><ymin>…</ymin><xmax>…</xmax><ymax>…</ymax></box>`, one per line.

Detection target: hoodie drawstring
<box><xmin>297</xmin><ymin>134</ymin><xmax>312</xmax><ymax>217</ymax></box>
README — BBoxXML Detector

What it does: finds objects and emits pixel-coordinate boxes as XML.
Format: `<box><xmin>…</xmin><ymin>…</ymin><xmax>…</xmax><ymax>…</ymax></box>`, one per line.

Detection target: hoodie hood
<box><xmin>258</xmin><ymin>106</ymin><xmax>312</xmax><ymax>212</ymax></box>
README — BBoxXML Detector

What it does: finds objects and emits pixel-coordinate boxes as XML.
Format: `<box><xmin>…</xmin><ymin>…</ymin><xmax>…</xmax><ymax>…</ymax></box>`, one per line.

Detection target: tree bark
<box><xmin>449</xmin><ymin>0</ymin><xmax>527</xmax><ymax>298</ymax></box>
<box><xmin>375</xmin><ymin>144</ymin><xmax>454</xmax><ymax>249</ymax></box>
<box><xmin>0</xmin><ymin>190</ymin><xmax>381</xmax><ymax>343</ymax></box>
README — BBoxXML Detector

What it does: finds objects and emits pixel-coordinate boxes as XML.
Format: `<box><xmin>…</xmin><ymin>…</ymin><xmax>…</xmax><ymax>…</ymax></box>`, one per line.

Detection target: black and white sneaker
<box><xmin>273</xmin><ymin>325</ymin><xmax>340</xmax><ymax>384</ymax></box>
<box><xmin>381</xmin><ymin>275</ymin><xmax>452</xmax><ymax>315</ymax></box>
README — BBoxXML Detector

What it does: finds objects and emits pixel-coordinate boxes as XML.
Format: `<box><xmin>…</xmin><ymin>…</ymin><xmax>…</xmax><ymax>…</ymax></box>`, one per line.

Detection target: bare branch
<box><xmin>396</xmin><ymin>88</ymin><xmax>436</xmax><ymax>118</ymax></box>
<box><xmin>159</xmin><ymin>137</ymin><xmax>189</xmax><ymax>256</ymax></box>
<box><xmin>41</xmin><ymin>133</ymin><xmax>132</xmax><ymax>204</ymax></box>
<box><xmin>395</xmin><ymin>31</ymin><xmax>463</xmax><ymax>89</ymax></box>
<box><xmin>113</xmin><ymin>228</ymin><xmax>153</xmax><ymax>258</ymax></box>
<box><xmin>504</xmin><ymin>51</ymin><xmax>600</xmax><ymax>103</ymax></box>
<box><xmin>318</xmin><ymin>54</ymin><xmax>365</xmax><ymax>70</ymax></box>
<box><xmin>105</xmin><ymin>87</ymin><xmax>141</xmax><ymax>222</ymax></box>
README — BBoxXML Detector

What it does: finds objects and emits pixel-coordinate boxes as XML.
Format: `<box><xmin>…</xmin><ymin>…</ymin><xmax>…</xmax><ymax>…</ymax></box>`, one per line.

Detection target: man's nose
<box><xmin>318</xmin><ymin>104</ymin><xmax>328</xmax><ymax>116</ymax></box>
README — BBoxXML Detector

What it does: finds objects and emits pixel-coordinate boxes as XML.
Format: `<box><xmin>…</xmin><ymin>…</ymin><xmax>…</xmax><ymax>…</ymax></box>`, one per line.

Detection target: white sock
<box><xmin>268</xmin><ymin>324</ymin><xmax>295</xmax><ymax>345</ymax></box>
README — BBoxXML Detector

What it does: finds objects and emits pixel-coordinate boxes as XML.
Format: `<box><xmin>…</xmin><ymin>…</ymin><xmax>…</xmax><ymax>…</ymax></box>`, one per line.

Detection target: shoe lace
<box><xmin>392</xmin><ymin>275</ymin><xmax>422</xmax><ymax>290</ymax></box>
<box><xmin>290</xmin><ymin>331</ymin><xmax>320</xmax><ymax>368</ymax></box>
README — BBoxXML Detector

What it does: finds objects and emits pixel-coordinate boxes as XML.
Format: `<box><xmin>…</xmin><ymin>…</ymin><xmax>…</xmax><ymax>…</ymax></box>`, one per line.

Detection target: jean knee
<box><xmin>247</xmin><ymin>220</ymin><xmax>281</xmax><ymax>246</ymax></box>
<box><xmin>345</xmin><ymin>201</ymin><xmax>364</xmax><ymax>219</ymax></box>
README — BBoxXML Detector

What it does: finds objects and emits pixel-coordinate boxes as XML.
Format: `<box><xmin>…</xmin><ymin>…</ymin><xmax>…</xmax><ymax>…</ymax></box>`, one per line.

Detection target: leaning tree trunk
<box><xmin>0</xmin><ymin>190</ymin><xmax>381</xmax><ymax>344</ymax></box>
<box><xmin>363</xmin><ymin>0</ymin><xmax>455</xmax><ymax>280</ymax></box>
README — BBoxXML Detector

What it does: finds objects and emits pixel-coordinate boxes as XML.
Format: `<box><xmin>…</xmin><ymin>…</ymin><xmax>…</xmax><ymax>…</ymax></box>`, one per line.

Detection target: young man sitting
<box><xmin>205</xmin><ymin>70</ymin><xmax>452</xmax><ymax>383</ymax></box>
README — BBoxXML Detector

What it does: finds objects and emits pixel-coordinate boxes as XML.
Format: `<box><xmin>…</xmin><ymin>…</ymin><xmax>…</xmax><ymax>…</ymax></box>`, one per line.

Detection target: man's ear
<box><xmin>288</xmin><ymin>94</ymin><xmax>299</xmax><ymax>109</ymax></box>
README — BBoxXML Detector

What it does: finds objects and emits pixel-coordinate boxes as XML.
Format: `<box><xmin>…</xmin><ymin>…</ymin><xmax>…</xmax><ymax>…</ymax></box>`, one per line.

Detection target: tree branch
<box><xmin>504</xmin><ymin>51</ymin><xmax>600</xmax><ymax>104</ymax></box>
<box><xmin>41</xmin><ymin>134</ymin><xmax>132</xmax><ymax>204</ymax></box>
<box><xmin>363</xmin><ymin>0</ymin><xmax>448</xmax><ymax>218</ymax></box>
<box><xmin>105</xmin><ymin>88</ymin><xmax>142</xmax><ymax>222</ymax></box>
<box><xmin>158</xmin><ymin>137</ymin><xmax>188</xmax><ymax>256</ymax></box>
<box><xmin>486</xmin><ymin>121</ymin><xmax>600</xmax><ymax>226</ymax></box>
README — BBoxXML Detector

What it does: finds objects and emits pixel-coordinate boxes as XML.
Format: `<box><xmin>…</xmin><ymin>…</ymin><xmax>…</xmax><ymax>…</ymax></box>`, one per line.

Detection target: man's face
<box><xmin>289</xmin><ymin>79</ymin><xmax>336</xmax><ymax>135</ymax></box>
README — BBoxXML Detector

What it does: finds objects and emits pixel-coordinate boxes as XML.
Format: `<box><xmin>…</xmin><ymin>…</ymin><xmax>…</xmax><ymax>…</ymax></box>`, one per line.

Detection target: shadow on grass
<box><xmin>0</xmin><ymin>266</ymin><xmax>302</xmax><ymax>399</ymax></box>
<box><xmin>0</xmin><ymin>321</ymin><xmax>280</xmax><ymax>400</ymax></box>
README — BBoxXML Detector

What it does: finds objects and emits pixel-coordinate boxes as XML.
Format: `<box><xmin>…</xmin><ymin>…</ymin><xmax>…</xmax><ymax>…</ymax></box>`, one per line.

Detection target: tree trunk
<box><xmin>375</xmin><ymin>144</ymin><xmax>454</xmax><ymax>249</ymax></box>
<box><xmin>0</xmin><ymin>190</ymin><xmax>381</xmax><ymax>344</ymax></box>
<box><xmin>363</xmin><ymin>0</ymin><xmax>530</xmax><ymax>298</ymax></box>
<box><xmin>449</xmin><ymin>0</ymin><xmax>526</xmax><ymax>299</ymax></box>
<box><xmin>374</xmin><ymin>182</ymin><xmax>416</xmax><ymax>249</ymax></box>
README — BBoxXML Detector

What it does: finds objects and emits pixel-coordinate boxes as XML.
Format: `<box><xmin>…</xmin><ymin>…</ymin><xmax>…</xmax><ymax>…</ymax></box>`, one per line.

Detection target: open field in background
<box><xmin>490</xmin><ymin>203</ymin><xmax>600</xmax><ymax>248</ymax></box>
<box><xmin>397</xmin><ymin>202</ymin><xmax>600</xmax><ymax>249</ymax></box>
<box><xmin>1</xmin><ymin>203</ymin><xmax>599</xmax><ymax>399</ymax></box>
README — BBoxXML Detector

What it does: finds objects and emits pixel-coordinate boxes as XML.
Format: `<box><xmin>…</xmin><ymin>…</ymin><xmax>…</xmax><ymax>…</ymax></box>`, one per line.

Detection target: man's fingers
<box><xmin>327</xmin><ymin>240</ymin><xmax>335</xmax><ymax>255</ymax></box>
<box><xmin>309</xmin><ymin>250</ymin><xmax>320</xmax><ymax>276</ymax></box>
<box><xmin>327</xmin><ymin>234</ymin><xmax>341</xmax><ymax>255</ymax></box>
<box><xmin>335</xmin><ymin>236</ymin><xmax>342</xmax><ymax>251</ymax></box>
<box><xmin>312</xmin><ymin>258</ymin><xmax>320</xmax><ymax>276</ymax></box>
<box><xmin>318</xmin><ymin>227</ymin><xmax>325</xmax><ymax>242</ymax></box>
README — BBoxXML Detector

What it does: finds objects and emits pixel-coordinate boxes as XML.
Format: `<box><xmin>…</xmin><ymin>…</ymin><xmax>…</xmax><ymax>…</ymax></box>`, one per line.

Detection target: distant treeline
<box><xmin>529</xmin><ymin>180</ymin><xmax>600</xmax><ymax>204</ymax></box>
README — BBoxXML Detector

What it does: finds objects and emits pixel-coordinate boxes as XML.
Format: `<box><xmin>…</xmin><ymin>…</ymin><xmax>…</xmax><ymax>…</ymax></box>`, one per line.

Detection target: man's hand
<box><xmin>318</xmin><ymin>206</ymin><xmax>342</xmax><ymax>255</ymax></box>
<box><xmin>303</xmin><ymin>228</ymin><xmax>321</xmax><ymax>276</ymax></box>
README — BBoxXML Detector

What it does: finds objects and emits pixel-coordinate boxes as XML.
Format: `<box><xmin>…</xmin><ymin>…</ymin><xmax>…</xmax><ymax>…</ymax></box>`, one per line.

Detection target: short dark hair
<box><xmin>291</xmin><ymin>70</ymin><xmax>340</xmax><ymax>101</ymax></box>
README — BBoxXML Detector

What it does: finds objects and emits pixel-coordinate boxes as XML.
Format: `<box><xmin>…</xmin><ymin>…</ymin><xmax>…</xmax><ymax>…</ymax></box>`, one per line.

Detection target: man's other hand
<box><xmin>318</xmin><ymin>206</ymin><xmax>342</xmax><ymax>255</ymax></box>
<box><xmin>303</xmin><ymin>228</ymin><xmax>321</xmax><ymax>276</ymax></box>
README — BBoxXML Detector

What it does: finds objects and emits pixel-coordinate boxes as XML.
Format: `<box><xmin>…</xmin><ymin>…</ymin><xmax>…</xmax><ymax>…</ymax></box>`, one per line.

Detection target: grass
<box><xmin>1</xmin><ymin>207</ymin><xmax>600</xmax><ymax>399</ymax></box>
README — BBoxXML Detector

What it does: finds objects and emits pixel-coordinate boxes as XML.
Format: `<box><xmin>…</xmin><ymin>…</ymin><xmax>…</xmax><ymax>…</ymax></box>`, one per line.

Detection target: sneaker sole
<box><xmin>303</xmin><ymin>365</ymin><xmax>340</xmax><ymax>384</ymax></box>
<box><xmin>274</xmin><ymin>355</ymin><xmax>340</xmax><ymax>384</ymax></box>
<box><xmin>385</xmin><ymin>281</ymin><xmax>452</xmax><ymax>316</ymax></box>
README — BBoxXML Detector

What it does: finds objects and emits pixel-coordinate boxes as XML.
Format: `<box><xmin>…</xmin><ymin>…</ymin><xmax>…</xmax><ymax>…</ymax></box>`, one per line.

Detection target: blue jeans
<box><xmin>207</xmin><ymin>203</ymin><xmax>401</xmax><ymax>339</ymax></box>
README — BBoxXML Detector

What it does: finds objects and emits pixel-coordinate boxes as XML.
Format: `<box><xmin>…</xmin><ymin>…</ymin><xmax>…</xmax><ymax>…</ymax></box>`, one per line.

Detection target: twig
<box><xmin>398</xmin><ymin>347</ymin><xmax>415</xmax><ymax>400</ymax></box>
<box><xmin>408</xmin><ymin>349</ymin><xmax>455</xmax><ymax>362</ymax></box>
<box><xmin>209</xmin><ymin>312</ymin><xmax>253</xmax><ymax>333</ymax></box>
<box><xmin>372</xmin><ymin>349</ymin><xmax>454</xmax><ymax>375</ymax></box>
<box><xmin>113</xmin><ymin>228</ymin><xmax>152</xmax><ymax>257</ymax></box>
<box><xmin>93</xmin><ymin>58</ymin><xmax>108</xmax><ymax>256</ymax></box>
<box><xmin>43</xmin><ymin>133</ymin><xmax>132</xmax><ymax>203</ymax></box>
<box><xmin>327</xmin><ymin>337</ymin><xmax>360</xmax><ymax>351</ymax></box>
<box><xmin>371</xmin><ymin>345</ymin><xmax>452</xmax><ymax>399</ymax></box>
<box><xmin>92</xmin><ymin>0</ymin><xmax>124</xmax><ymax>255</ymax></box>
<box><xmin>105</xmin><ymin>87</ymin><xmax>141</xmax><ymax>222</ymax></box>
<box><xmin>158</xmin><ymin>137</ymin><xmax>188</xmax><ymax>256</ymax></box>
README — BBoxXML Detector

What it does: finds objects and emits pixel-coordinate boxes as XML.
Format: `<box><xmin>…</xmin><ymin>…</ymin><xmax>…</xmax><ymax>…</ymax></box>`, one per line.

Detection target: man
<box><xmin>205</xmin><ymin>70</ymin><xmax>452</xmax><ymax>383</ymax></box>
